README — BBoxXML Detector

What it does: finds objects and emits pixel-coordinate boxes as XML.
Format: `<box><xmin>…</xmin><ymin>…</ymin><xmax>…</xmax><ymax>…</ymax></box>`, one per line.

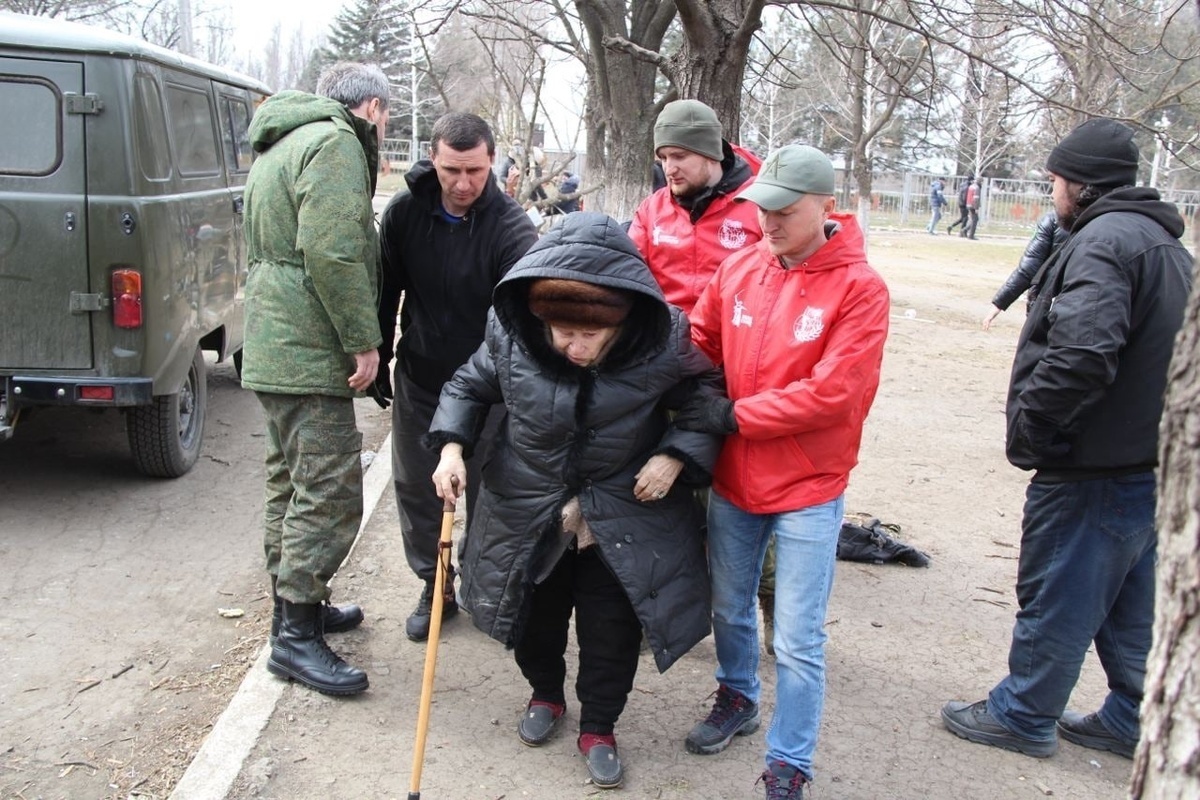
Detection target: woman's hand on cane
<box><xmin>433</xmin><ymin>443</ymin><xmax>467</xmax><ymax>503</ymax></box>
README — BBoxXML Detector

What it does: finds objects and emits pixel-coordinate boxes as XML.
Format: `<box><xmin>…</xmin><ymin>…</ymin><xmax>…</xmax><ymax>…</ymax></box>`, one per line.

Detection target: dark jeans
<box><xmin>391</xmin><ymin>369</ymin><xmax>500</xmax><ymax>582</ymax></box>
<box><xmin>964</xmin><ymin>208</ymin><xmax>979</xmax><ymax>239</ymax></box>
<box><xmin>514</xmin><ymin>545</ymin><xmax>642</xmax><ymax>735</ymax></box>
<box><xmin>947</xmin><ymin>205</ymin><xmax>969</xmax><ymax>233</ymax></box>
<box><xmin>987</xmin><ymin>473</ymin><xmax>1156</xmax><ymax>745</ymax></box>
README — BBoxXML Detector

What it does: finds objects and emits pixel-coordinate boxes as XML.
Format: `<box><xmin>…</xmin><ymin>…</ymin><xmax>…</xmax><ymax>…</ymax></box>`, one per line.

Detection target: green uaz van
<box><xmin>0</xmin><ymin>13</ymin><xmax>271</xmax><ymax>477</ymax></box>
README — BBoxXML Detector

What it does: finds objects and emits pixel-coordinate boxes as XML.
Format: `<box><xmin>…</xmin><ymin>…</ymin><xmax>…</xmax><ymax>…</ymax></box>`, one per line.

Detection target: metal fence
<box><xmin>850</xmin><ymin>173</ymin><xmax>1200</xmax><ymax>237</ymax></box>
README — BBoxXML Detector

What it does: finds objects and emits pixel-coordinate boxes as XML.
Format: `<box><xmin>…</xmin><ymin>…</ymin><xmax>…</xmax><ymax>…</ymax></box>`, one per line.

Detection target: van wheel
<box><xmin>232</xmin><ymin>348</ymin><xmax>243</xmax><ymax>379</ymax></box>
<box><xmin>128</xmin><ymin>347</ymin><xmax>207</xmax><ymax>478</ymax></box>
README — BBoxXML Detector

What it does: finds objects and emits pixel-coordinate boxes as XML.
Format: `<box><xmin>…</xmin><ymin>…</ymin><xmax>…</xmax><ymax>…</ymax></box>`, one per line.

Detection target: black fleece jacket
<box><xmin>377</xmin><ymin>161</ymin><xmax>537</xmax><ymax>393</ymax></box>
<box><xmin>1006</xmin><ymin>187</ymin><xmax>1193</xmax><ymax>480</ymax></box>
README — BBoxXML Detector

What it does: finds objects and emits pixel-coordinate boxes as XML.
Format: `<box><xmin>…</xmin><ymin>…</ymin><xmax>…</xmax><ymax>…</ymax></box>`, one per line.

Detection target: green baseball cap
<box><xmin>736</xmin><ymin>144</ymin><xmax>836</xmax><ymax>210</ymax></box>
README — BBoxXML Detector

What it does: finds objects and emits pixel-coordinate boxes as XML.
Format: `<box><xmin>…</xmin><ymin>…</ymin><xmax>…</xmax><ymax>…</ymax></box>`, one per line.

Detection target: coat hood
<box><xmin>250</xmin><ymin>90</ymin><xmax>351</xmax><ymax>151</ymax></box>
<box><xmin>494</xmin><ymin>212</ymin><xmax>672</xmax><ymax>370</ymax></box>
<box><xmin>403</xmin><ymin>157</ymin><xmax>506</xmax><ymax>217</ymax></box>
<box><xmin>248</xmin><ymin>90</ymin><xmax>379</xmax><ymax>192</ymax></box>
<box><xmin>1072</xmin><ymin>186</ymin><xmax>1186</xmax><ymax>239</ymax></box>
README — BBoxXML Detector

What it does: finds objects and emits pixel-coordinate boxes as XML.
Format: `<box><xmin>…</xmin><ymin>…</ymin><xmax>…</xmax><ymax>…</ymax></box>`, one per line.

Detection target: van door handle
<box><xmin>232</xmin><ymin>195</ymin><xmax>244</xmax><ymax>214</ymax></box>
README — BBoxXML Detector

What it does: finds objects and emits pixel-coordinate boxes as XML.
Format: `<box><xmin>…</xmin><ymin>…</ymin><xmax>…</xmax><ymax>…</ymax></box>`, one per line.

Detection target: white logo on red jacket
<box><xmin>732</xmin><ymin>294</ymin><xmax>754</xmax><ymax>327</ymax></box>
<box><xmin>651</xmin><ymin>225</ymin><xmax>681</xmax><ymax>246</ymax></box>
<box><xmin>717</xmin><ymin>219</ymin><xmax>748</xmax><ymax>250</ymax></box>
<box><xmin>793</xmin><ymin>307</ymin><xmax>825</xmax><ymax>342</ymax></box>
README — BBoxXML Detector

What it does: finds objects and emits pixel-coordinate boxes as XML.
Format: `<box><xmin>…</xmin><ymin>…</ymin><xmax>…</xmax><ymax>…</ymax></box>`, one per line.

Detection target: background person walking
<box><xmin>947</xmin><ymin>175</ymin><xmax>973</xmax><ymax>235</ymax></box>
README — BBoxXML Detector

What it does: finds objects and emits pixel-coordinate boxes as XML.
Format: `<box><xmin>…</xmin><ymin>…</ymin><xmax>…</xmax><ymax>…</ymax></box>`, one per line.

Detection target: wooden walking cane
<box><xmin>408</xmin><ymin>484</ymin><xmax>457</xmax><ymax>800</ymax></box>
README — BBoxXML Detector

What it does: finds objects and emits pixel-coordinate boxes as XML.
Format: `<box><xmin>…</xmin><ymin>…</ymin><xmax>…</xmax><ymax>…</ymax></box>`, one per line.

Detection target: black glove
<box><xmin>674</xmin><ymin>396</ymin><xmax>737</xmax><ymax>435</ymax></box>
<box><xmin>367</xmin><ymin>369</ymin><xmax>393</xmax><ymax>410</ymax></box>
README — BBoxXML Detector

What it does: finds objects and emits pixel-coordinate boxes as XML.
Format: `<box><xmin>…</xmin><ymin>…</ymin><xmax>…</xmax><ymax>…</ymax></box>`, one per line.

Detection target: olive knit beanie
<box><xmin>654</xmin><ymin>99</ymin><xmax>724</xmax><ymax>162</ymax></box>
<box><xmin>1046</xmin><ymin>118</ymin><xmax>1139</xmax><ymax>188</ymax></box>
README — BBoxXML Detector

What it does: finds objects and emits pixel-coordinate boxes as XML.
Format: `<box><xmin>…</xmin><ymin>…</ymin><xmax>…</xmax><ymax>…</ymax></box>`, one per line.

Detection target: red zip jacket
<box><xmin>629</xmin><ymin>158</ymin><xmax>762</xmax><ymax>315</ymax></box>
<box><xmin>689</xmin><ymin>212</ymin><xmax>890</xmax><ymax>513</ymax></box>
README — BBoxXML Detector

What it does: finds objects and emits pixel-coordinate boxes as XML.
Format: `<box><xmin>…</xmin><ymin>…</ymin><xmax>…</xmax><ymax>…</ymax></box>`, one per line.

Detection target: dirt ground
<box><xmin>204</xmin><ymin>230</ymin><xmax>1135</xmax><ymax>800</ymax></box>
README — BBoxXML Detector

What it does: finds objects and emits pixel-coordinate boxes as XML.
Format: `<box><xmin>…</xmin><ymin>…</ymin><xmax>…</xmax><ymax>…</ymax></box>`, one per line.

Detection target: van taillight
<box><xmin>112</xmin><ymin>268</ymin><xmax>143</xmax><ymax>328</ymax></box>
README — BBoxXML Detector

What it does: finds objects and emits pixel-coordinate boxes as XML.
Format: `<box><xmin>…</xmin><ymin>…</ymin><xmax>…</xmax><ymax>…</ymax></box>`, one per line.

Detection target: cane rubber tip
<box><xmin>407</xmin><ymin>793</ymin><xmax>420</xmax><ymax>800</ymax></box>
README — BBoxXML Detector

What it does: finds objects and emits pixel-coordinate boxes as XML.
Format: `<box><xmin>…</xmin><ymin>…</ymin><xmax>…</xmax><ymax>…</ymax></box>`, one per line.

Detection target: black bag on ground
<box><xmin>837</xmin><ymin>516</ymin><xmax>931</xmax><ymax>567</ymax></box>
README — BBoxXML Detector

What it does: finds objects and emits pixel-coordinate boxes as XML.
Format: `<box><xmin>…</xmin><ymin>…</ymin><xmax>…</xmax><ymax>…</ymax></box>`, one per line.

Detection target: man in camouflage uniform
<box><xmin>241</xmin><ymin>62</ymin><xmax>388</xmax><ymax>696</ymax></box>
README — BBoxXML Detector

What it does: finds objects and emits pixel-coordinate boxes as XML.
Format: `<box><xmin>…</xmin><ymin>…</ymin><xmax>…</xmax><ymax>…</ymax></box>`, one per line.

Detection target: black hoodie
<box><xmin>1006</xmin><ymin>187</ymin><xmax>1193</xmax><ymax>479</ymax></box>
<box><xmin>378</xmin><ymin>160</ymin><xmax>537</xmax><ymax>393</ymax></box>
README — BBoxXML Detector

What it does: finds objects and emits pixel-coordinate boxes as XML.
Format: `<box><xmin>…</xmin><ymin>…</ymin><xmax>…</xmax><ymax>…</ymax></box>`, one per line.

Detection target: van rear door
<box><xmin>0</xmin><ymin>57</ymin><xmax>89</xmax><ymax>370</ymax></box>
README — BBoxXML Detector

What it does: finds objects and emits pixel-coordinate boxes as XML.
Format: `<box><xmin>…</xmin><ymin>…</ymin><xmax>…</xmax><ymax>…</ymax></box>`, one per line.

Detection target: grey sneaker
<box><xmin>941</xmin><ymin>700</ymin><xmax>1057</xmax><ymax>758</ymax></box>
<box><xmin>1057</xmin><ymin>710</ymin><xmax>1135</xmax><ymax>759</ymax></box>
<box><xmin>758</xmin><ymin>760</ymin><xmax>807</xmax><ymax>799</ymax></box>
<box><xmin>685</xmin><ymin>685</ymin><xmax>760</xmax><ymax>755</ymax></box>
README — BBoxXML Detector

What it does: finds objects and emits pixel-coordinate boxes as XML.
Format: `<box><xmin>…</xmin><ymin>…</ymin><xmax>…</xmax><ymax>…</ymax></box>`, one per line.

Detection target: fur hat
<box><xmin>1046</xmin><ymin>118</ymin><xmax>1139</xmax><ymax>188</ymax></box>
<box><xmin>654</xmin><ymin>99</ymin><xmax>724</xmax><ymax>162</ymax></box>
<box><xmin>527</xmin><ymin>279</ymin><xmax>634</xmax><ymax>328</ymax></box>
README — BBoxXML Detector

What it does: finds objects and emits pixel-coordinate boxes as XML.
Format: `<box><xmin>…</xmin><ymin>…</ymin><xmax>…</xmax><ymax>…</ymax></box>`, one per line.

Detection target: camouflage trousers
<box><xmin>256</xmin><ymin>392</ymin><xmax>363</xmax><ymax>604</ymax></box>
<box><xmin>759</xmin><ymin>535</ymin><xmax>776</xmax><ymax>597</ymax></box>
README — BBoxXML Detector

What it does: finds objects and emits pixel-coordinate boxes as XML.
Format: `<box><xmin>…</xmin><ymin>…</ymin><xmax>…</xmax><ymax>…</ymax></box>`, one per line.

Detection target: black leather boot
<box><xmin>268</xmin><ymin>600</ymin><xmax>369</xmax><ymax>696</ymax></box>
<box><xmin>405</xmin><ymin>567</ymin><xmax>459</xmax><ymax>642</ymax></box>
<box><xmin>270</xmin><ymin>577</ymin><xmax>364</xmax><ymax>646</ymax></box>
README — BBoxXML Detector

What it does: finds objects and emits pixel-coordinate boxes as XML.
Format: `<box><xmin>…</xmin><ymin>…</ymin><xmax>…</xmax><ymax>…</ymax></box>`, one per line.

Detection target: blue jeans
<box><xmin>708</xmin><ymin>490</ymin><xmax>843</xmax><ymax>779</ymax></box>
<box><xmin>988</xmin><ymin>473</ymin><xmax>1156</xmax><ymax>745</ymax></box>
<box><xmin>927</xmin><ymin>205</ymin><xmax>943</xmax><ymax>232</ymax></box>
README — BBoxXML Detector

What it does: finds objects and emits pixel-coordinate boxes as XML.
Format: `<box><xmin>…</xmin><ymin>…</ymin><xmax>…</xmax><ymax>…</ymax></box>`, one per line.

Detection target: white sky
<box><xmin>218</xmin><ymin>0</ymin><xmax>585</xmax><ymax>151</ymax></box>
<box><xmin>223</xmin><ymin>0</ymin><xmax>347</xmax><ymax>61</ymax></box>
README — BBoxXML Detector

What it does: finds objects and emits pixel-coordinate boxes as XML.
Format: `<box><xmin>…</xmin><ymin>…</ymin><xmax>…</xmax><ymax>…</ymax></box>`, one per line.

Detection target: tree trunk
<box><xmin>669</xmin><ymin>0</ymin><xmax>765</xmax><ymax>136</ymax></box>
<box><xmin>576</xmin><ymin>0</ymin><xmax>673</xmax><ymax>219</ymax></box>
<box><xmin>1130</xmin><ymin>231</ymin><xmax>1200</xmax><ymax>799</ymax></box>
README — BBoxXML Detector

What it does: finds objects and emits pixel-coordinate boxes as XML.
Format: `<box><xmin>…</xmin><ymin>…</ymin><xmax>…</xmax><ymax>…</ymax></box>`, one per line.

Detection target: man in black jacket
<box><xmin>375</xmin><ymin>112</ymin><xmax>538</xmax><ymax>641</ymax></box>
<box><xmin>942</xmin><ymin>119</ymin><xmax>1193</xmax><ymax>760</ymax></box>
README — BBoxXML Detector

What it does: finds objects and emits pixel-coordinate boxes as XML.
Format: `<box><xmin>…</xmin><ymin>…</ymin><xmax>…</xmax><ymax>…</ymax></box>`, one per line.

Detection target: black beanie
<box><xmin>1045</xmin><ymin>118</ymin><xmax>1139</xmax><ymax>188</ymax></box>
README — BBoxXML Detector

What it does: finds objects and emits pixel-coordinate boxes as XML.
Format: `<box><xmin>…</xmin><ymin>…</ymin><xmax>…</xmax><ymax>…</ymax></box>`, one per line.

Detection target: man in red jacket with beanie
<box><xmin>674</xmin><ymin>144</ymin><xmax>890</xmax><ymax>799</ymax></box>
<box><xmin>628</xmin><ymin>99</ymin><xmax>761</xmax><ymax>316</ymax></box>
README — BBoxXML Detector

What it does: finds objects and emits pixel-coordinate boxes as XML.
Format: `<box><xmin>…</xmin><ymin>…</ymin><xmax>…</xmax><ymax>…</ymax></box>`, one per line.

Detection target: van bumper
<box><xmin>5</xmin><ymin>376</ymin><xmax>154</xmax><ymax>408</ymax></box>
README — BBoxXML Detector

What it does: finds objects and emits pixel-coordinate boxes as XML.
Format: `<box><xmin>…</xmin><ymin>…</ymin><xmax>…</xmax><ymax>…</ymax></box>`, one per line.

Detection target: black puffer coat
<box><xmin>991</xmin><ymin>212</ymin><xmax>1069</xmax><ymax>311</ymax></box>
<box><xmin>427</xmin><ymin>212</ymin><xmax>724</xmax><ymax>673</ymax></box>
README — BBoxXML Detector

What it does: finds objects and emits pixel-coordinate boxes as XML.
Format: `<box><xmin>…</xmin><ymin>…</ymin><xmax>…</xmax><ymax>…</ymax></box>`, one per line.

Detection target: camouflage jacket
<box><xmin>241</xmin><ymin>90</ymin><xmax>382</xmax><ymax>397</ymax></box>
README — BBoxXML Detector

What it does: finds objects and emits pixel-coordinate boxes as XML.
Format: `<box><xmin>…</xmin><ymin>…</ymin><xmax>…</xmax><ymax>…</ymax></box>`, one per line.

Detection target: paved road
<box><xmin>0</xmin><ymin>357</ymin><xmax>269</xmax><ymax>799</ymax></box>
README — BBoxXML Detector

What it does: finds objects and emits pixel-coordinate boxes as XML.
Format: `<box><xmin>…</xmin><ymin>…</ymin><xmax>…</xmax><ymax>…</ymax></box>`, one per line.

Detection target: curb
<box><xmin>169</xmin><ymin>434</ymin><xmax>394</xmax><ymax>800</ymax></box>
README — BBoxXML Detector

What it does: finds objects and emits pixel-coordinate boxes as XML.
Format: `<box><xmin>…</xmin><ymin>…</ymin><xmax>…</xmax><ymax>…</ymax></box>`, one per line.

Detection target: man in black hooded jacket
<box><xmin>374</xmin><ymin>112</ymin><xmax>537</xmax><ymax>642</ymax></box>
<box><xmin>942</xmin><ymin>118</ymin><xmax>1193</xmax><ymax>761</ymax></box>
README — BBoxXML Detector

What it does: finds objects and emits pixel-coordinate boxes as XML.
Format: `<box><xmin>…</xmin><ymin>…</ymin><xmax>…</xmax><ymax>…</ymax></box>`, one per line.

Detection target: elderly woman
<box><xmin>428</xmin><ymin>212</ymin><xmax>724</xmax><ymax>789</ymax></box>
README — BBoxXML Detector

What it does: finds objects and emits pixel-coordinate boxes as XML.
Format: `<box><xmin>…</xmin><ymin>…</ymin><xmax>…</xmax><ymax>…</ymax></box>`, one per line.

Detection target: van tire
<box><xmin>127</xmin><ymin>347</ymin><xmax>207</xmax><ymax>477</ymax></box>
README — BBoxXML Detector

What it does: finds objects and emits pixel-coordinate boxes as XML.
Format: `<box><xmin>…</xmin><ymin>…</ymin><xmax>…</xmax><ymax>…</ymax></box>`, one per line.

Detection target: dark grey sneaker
<box><xmin>1057</xmin><ymin>710</ymin><xmax>1135</xmax><ymax>759</ymax></box>
<box><xmin>517</xmin><ymin>700</ymin><xmax>564</xmax><ymax>747</ymax></box>
<box><xmin>685</xmin><ymin>685</ymin><xmax>760</xmax><ymax>755</ymax></box>
<box><xmin>758</xmin><ymin>760</ymin><xmax>807</xmax><ymax>800</ymax></box>
<box><xmin>941</xmin><ymin>700</ymin><xmax>1057</xmax><ymax>758</ymax></box>
<box><xmin>405</xmin><ymin>576</ymin><xmax>459</xmax><ymax>642</ymax></box>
